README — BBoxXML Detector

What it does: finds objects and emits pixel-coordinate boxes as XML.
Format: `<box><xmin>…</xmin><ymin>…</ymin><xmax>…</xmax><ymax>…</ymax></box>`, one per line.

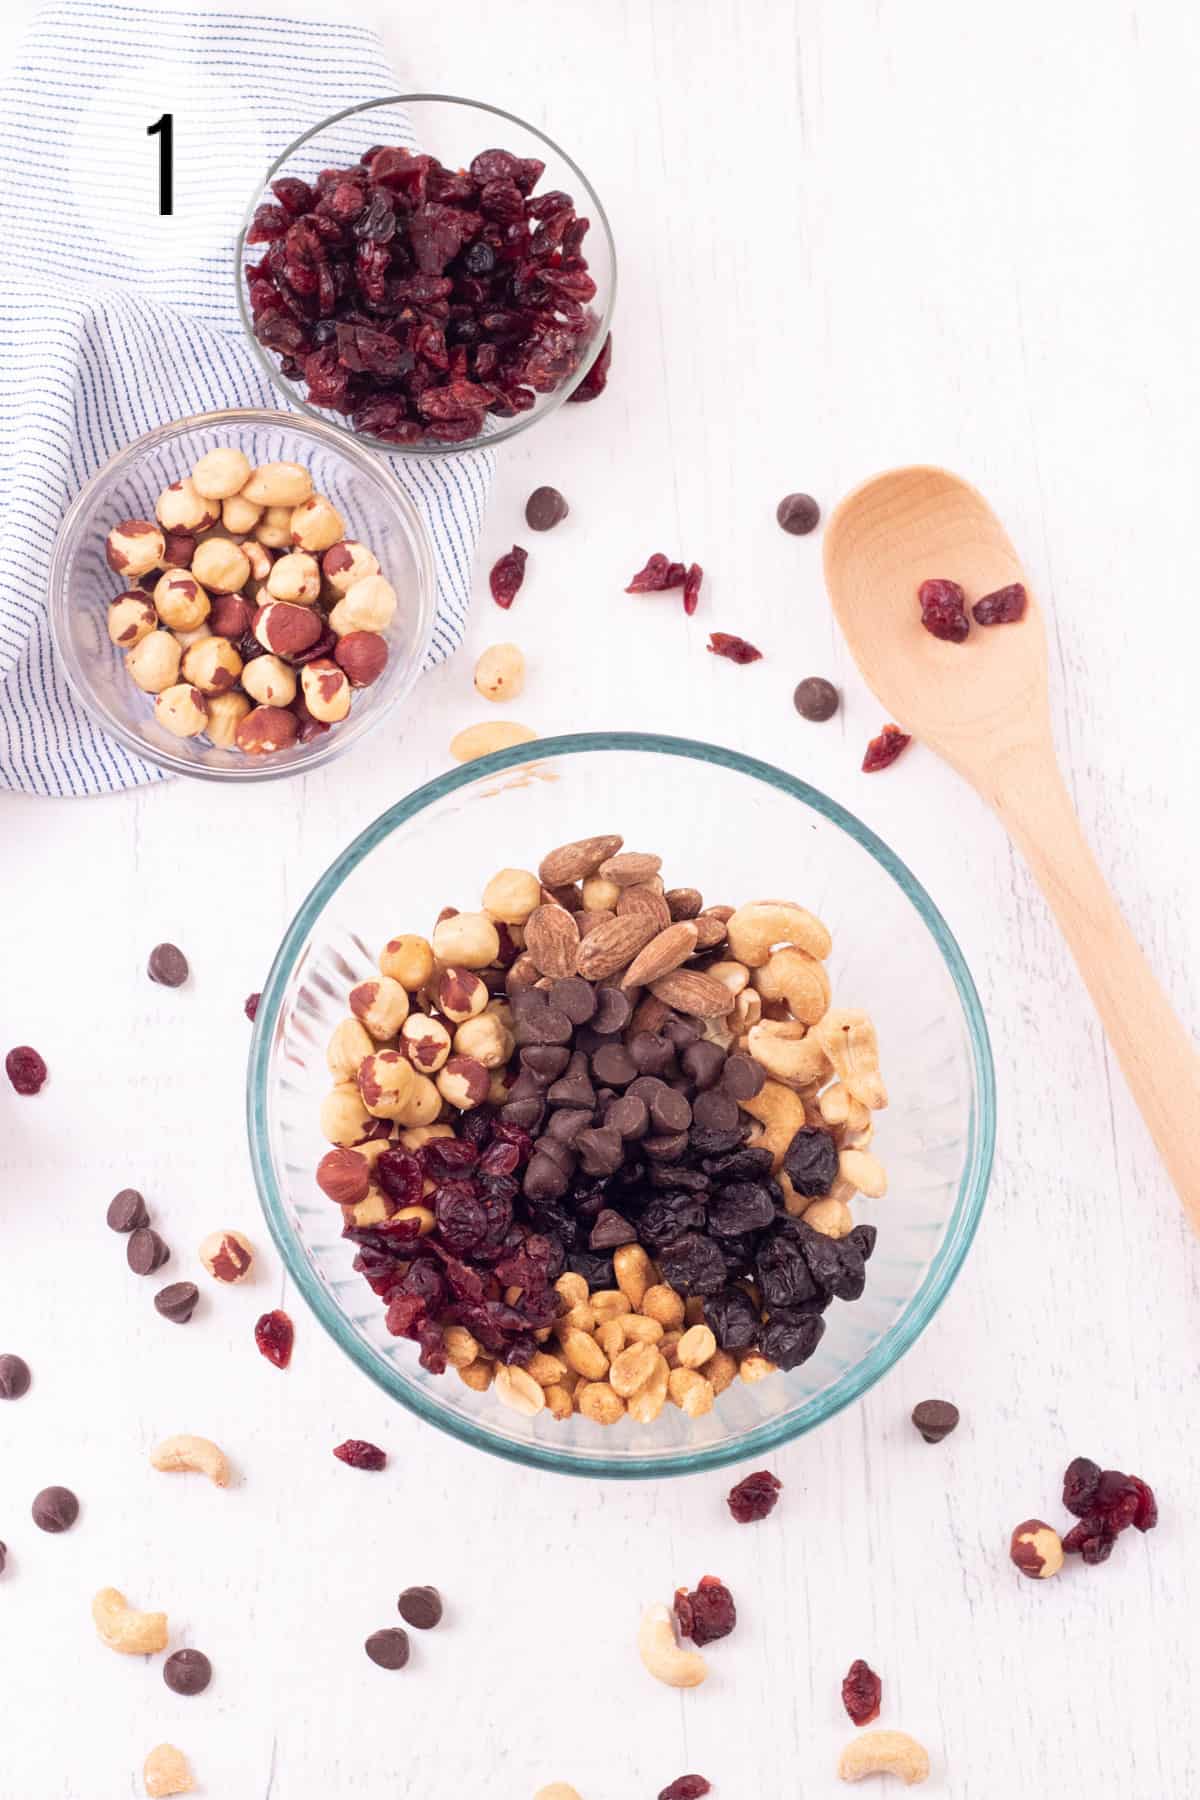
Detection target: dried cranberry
<box><xmin>625</xmin><ymin>553</ymin><xmax>673</xmax><ymax>593</ymax></box>
<box><xmin>333</xmin><ymin>1438</ymin><xmax>387</xmax><ymax>1470</ymax></box>
<box><xmin>862</xmin><ymin>724</ymin><xmax>911</xmax><ymax>772</ymax></box>
<box><xmin>1062</xmin><ymin>1456</ymin><xmax>1101</xmax><ymax>1516</ymax></box>
<box><xmin>244</xmin><ymin>993</ymin><xmax>260</xmax><ymax>1022</ymax></box>
<box><xmin>727</xmin><ymin>1468</ymin><xmax>782</xmax><ymax>1523</ymax></box>
<box><xmin>489</xmin><ymin>545</ymin><xmax>528</xmax><ymax>609</ymax></box>
<box><xmin>674</xmin><ymin>1574</ymin><xmax>736</xmax><ymax>1647</ymax></box>
<box><xmin>841</xmin><ymin>1658</ymin><xmax>883</xmax><ymax>1727</ymax></box>
<box><xmin>707</xmin><ymin>632</ymin><xmax>762</xmax><ymax>665</ymax></box>
<box><xmin>1062</xmin><ymin>1516</ymin><xmax>1116</xmax><ymax>1564</ymax></box>
<box><xmin>5</xmin><ymin>1046</ymin><xmax>47</xmax><ymax>1095</ymax></box>
<box><xmin>918</xmin><ymin>577</ymin><xmax>970</xmax><ymax>643</ymax></box>
<box><xmin>271</xmin><ymin>176</ymin><xmax>315</xmax><ymax>216</ymax></box>
<box><xmin>973</xmin><ymin>582</ymin><xmax>1027</xmax><ymax>625</ymax></box>
<box><xmin>420</xmin><ymin>1136</ymin><xmax>479</xmax><ymax>1176</ymax></box>
<box><xmin>682</xmin><ymin>562</ymin><xmax>703</xmax><ymax>616</ymax></box>
<box><xmin>658</xmin><ymin>1781</ymin><xmax>711</xmax><ymax>1800</ymax></box>
<box><xmin>254</xmin><ymin>1309</ymin><xmax>294</xmax><ymax>1369</ymax></box>
<box><xmin>1093</xmin><ymin>1469</ymin><xmax>1141</xmax><ymax>1532</ymax></box>
<box><xmin>376</xmin><ymin>1149</ymin><xmax>424</xmax><ymax>1207</ymax></box>
<box><xmin>568</xmin><ymin>330</ymin><xmax>612</xmax><ymax>402</ymax></box>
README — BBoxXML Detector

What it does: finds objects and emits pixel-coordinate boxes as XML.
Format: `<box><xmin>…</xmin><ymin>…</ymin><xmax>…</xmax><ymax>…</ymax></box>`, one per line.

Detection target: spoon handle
<box><xmin>994</xmin><ymin>751</ymin><xmax>1200</xmax><ymax>1229</ymax></box>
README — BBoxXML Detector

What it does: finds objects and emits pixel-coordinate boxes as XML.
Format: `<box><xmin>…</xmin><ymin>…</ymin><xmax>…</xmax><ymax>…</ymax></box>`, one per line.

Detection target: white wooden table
<box><xmin>3</xmin><ymin>2</ymin><xmax>1198</xmax><ymax>1795</ymax></box>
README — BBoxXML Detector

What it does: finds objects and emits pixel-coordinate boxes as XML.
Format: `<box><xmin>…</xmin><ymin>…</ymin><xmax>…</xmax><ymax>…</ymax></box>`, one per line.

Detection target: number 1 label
<box><xmin>147</xmin><ymin>113</ymin><xmax>174</xmax><ymax>216</ymax></box>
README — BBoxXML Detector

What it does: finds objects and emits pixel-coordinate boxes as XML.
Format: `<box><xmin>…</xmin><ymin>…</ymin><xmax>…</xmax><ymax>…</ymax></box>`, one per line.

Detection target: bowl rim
<box><xmin>234</xmin><ymin>92</ymin><xmax>618</xmax><ymax>458</ymax></box>
<box><xmin>247</xmin><ymin>731</ymin><xmax>996</xmax><ymax>1478</ymax></box>
<box><xmin>46</xmin><ymin>405</ymin><xmax>439</xmax><ymax>783</ymax></box>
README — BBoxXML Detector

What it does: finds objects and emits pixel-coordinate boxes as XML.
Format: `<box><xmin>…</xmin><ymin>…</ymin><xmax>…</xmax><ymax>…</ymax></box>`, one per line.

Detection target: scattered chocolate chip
<box><xmin>154</xmin><ymin>1282</ymin><xmax>199</xmax><ymax>1324</ymax></box>
<box><xmin>524</xmin><ymin>485</ymin><xmax>569</xmax><ymax>531</ymax></box>
<box><xmin>163</xmin><ymin>1648</ymin><xmax>212</xmax><ymax>1695</ymax></box>
<box><xmin>397</xmin><ymin>1584</ymin><xmax>443</xmax><ymax>1630</ymax></box>
<box><xmin>147</xmin><ymin>942</ymin><xmax>189</xmax><ymax>988</ymax></box>
<box><xmin>106</xmin><ymin>1188</ymin><xmax>148</xmax><ymax>1233</ymax></box>
<box><xmin>793</xmin><ymin>676</ymin><xmax>839</xmax><ymax>721</ymax></box>
<box><xmin>776</xmin><ymin>492</ymin><xmax>821</xmax><ymax>536</ymax></box>
<box><xmin>0</xmin><ymin>1541</ymin><xmax>7</xmax><ymax>1575</ymax></box>
<box><xmin>32</xmin><ymin>1485</ymin><xmax>79</xmax><ymax>1533</ymax></box>
<box><xmin>0</xmin><ymin>1354</ymin><xmax>32</xmax><ymax>1400</ymax></box>
<box><xmin>244</xmin><ymin>992</ymin><xmax>261</xmax><ymax>1022</ymax></box>
<box><xmin>364</xmin><ymin>1627</ymin><xmax>410</xmax><ymax>1669</ymax></box>
<box><xmin>911</xmin><ymin>1398</ymin><xmax>959</xmax><ymax>1444</ymax></box>
<box><xmin>127</xmin><ymin>1227</ymin><xmax>170</xmax><ymax>1276</ymax></box>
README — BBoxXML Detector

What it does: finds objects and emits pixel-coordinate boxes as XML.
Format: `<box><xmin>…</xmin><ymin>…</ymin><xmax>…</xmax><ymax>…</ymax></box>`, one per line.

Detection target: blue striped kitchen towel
<box><xmin>0</xmin><ymin>2</ymin><xmax>492</xmax><ymax>798</ymax></box>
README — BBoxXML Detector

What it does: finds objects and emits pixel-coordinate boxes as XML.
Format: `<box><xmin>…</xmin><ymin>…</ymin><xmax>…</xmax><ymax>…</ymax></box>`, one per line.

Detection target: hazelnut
<box><xmin>435</xmin><ymin>965</ymin><xmax>488</xmax><ymax>1024</ymax></box>
<box><xmin>198</xmin><ymin>1227</ymin><xmax>255</xmax><ymax>1284</ymax></box>
<box><xmin>154</xmin><ymin>683</ymin><xmax>209</xmax><ymax>738</ymax></box>
<box><xmin>205</xmin><ymin>691</ymin><xmax>251</xmax><ymax>748</ymax></box>
<box><xmin>244</xmin><ymin>540</ymin><xmax>273</xmax><ymax>582</ymax></box>
<box><xmin>328</xmin><ymin>574</ymin><xmax>397</xmax><ymax>634</ymax></box>
<box><xmin>191</xmin><ymin>446</ymin><xmax>252</xmax><ymax>500</ymax></box>
<box><xmin>125</xmin><ymin>631</ymin><xmax>182</xmax><ymax>693</ymax></box>
<box><xmin>172</xmin><ymin>623</ymin><xmax>211</xmax><ymax>650</ymax></box>
<box><xmin>315</xmin><ymin>1147</ymin><xmax>371</xmax><ymax>1205</ymax></box>
<box><xmin>432</xmin><ymin>911</ymin><xmax>500</xmax><ymax>969</ymax></box>
<box><xmin>400</xmin><ymin>1013</ymin><xmax>452</xmax><ymax>1073</ymax></box>
<box><xmin>153</xmin><ymin>572</ymin><xmax>210</xmax><ymax>632</ymax></box>
<box><xmin>290</xmin><ymin>494</ymin><xmax>345</xmax><ymax>553</ymax></box>
<box><xmin>222</xmin><ymin>493</ymin><xmax>263</xmax><ymax>535</ymax></box>
<box><xmin>300</xmin><ymin>659</ymin><xmax>351</xmax><ymax>724</ymax></box>
<box><xmin>208</xmin><ymin>593</ymin><xmax>253</xmax><ymax>639</ymax></box>
<box><xmin>398</xmin><ymin>1074</ymin><xmax>442</xmax><ymax>1127</ymax></box>
<box><xmin>241</xmin><ymin>462</ymin><xmax>314</xmax><ymax>508</ymax></box>
<box><xmin>379</xmin><ymin>934</ymin><xmax>434</xmax><ymax>989</ymax></box>
<box><xmin>105</xmin><ymin>518</ymin><xmax>164</xmax><ymax>577</ymax></box>
<box><xmin>155</xmin><ymin>478</ymin><xmax>218</xmax><ymax>533</ymax></box>
<box><xmin>349</xmin><ymin>975</ymin><xmax>410</xmax><ymax>1040</ymax></box>
<box><xmin>326</xmin><ymin>1016</ymin><xmax>374</xmax><ymax>1082</ymax></box>
<box><xmin>319</xmin><ymin>1082</ymin><xmax>374</xmax><ymax>1145</ymax></box>
<box><xmin>436</xmin><ymin>1055</ymin><xmax>490</xmax><ymax>1111</ymax></box>
<box><xmin>191</xmin><ymin>537</ymin><xmax>251</xmax><ymax>595</ymax></box>
<box><xmin>481</xmin><ymin>867</ymin><xmax>541</xmax><ymax>924</ymax></box>
<box><xmin>357</xmin><ymin>1048</ymin><xmax>416</xmax><ymax>1120</ymax></box>
<box><xmin>254</xmin><ymin>601</ymin><xmax>322</xmax><ymax>660</ymax></box>
<box><xmin>453</xmin><ymin>1012</ymin><xmax>513</xmax><ymax>1069</ymax></box>
<box><xmin>241</xmin><ymin>653</ymin><xmax>296</xmax><ymax>706</ymax></box>
<box><xmin>1010</xmin><ymin>1520</ymin><xmax>1065</xmax><ymax>1580</ymax></box>
<box><xmin>474</xmin><ymin>642</ymin><xmax>525</xmax><ymax>704</ymax></box>
<box><xmin>322</xmin><ymin>540</ymin><xmax>380</xmax><ymax>595</ymax></box>
<box><xmin>267</xmin><ymin>551</ymin><xmax>322</xmax><ymax>604</ymax></box>
<box><xmin>254</xmin><ymin>505</ymin><xmax>294</xmax><ymax>549</ymax></box>
<box><xmin>161</xmin><ymin>530</ymin><xmax>198</xmax><ymax>569</ymax></box>
<box><xmin>107</xmin><ymin>591</ymin><xmax>158</xmax><ymax>648</ymax></box>
<box><xmin>234</xmin><ymin>705</ymin><xmax>299</xmax><ymax>756</ymax></box>
<box><xmin>182</xmin><ymin>635</ymin><xmax>242</xmax><ymax>695</ymax></box>
<box><xmin>334</xmin><ymin>631</ymin><xmax>388</xmax><ymax>688</ymax></box>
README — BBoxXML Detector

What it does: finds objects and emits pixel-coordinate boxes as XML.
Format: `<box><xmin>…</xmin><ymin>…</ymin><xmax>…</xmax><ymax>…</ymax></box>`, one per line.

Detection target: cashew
<box><xmin>736</xmin><ymin>1078</ymin><xmax>807</xmax><ymax>1169</ymax></box>
<box><xmin>837</xmin><ymin>1729</ymin><xmax>930</xmax><ymax>1786</ymax></box>
<box><xmin>818</xmin><ymin>1082</ymin><xmax>871</xmax><ymax>1132</ymax></box>
<box><xmin>747</xmin><ymin>1018</ymin><xmax>832</xmax><ymax>1089</ymax></box>
<box><xmin>149</xmin><ymin>1434</ymin><xmax>230</xmax><ymax>1487</ymax></box>
<box><xmin>804</xmin><ymin>1198</ymin><xmax>854</xmax><ymax>1238</ymax></box>
<box><xmin>729</xmin><ymin>987</ymin><xmax>762</xmax><ymax>1034</ymax></box>
<box><xmin>92</xmin><ymin>1586</ymin><xmax>169</xmax><ymax>1655</ymax></box>
<box><xmin>726</xmin><ymin>901</ymin><xmax>832</xmax><ymax>966</ymax></box>
<box><xmin>637</xmin><ymin>1602</ymin><xmax>708</xmax><ymax>1687</ymax></box>
<box><xmin>751</xmin><ymin>945</ymin><xmax>831</xmax><ymax>1024</ymax></box>
<box><xmin>812</xmin><ymin>1009</ymin><xmax>888</xmax><ymax>1110</ymax></box>
<box><xmin>143</xmin><ymin>1743</ymin><xmax>195</xmax><ymax>1797</ymax></box>
<box><xmin>839</xmin><ymin>1147</ymin><xmax>888</xmax><ymax>1198</ymax></box>
<box><xmin>705</xmin><ymin>959</ymin><xmax>749</xmax><ymax>996</ymax></box>
<box><xmin>534</xmin><ymin>1786</ymin><xmax>583</xmax><ymax>1800</ymax></box>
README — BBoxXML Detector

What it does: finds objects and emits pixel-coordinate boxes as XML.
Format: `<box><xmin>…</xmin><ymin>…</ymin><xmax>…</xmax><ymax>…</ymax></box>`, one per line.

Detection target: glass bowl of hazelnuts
<box><xmin>47</xmin><ymin>406</ymin><xmax>437</xmax><ymax>780</ymax></box>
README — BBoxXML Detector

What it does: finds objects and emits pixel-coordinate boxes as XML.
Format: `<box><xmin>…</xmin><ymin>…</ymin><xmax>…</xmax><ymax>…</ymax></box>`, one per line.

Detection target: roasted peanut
<box><xmin>609</xmin><ymin>1341</ymin><xmax>660</xmax><ymax>1398</ymax></box>
<box><xmin>640</xmin><ymin>1284</ymin><xmax>685</xmax><ymax>1330</ymax></box>
<box><xmin>494</xmin><ymin>1364</ymin><xmax>545</xmax><ymax>1417</ymax></box>
<box><xmin>702</xmin><ymin>1348</ymin><xmax>738</xmax><ymax>1395</ymax></box>
<box><xmin>667</xmin><ymin>1367</ymin><xmax>714</xmax><ymax>1416</ymax></box>
<box><xmin>143</xmin><ymin>1743</ymin><xmax>195</xmax><ymax>1797</ymax></box>
<box><xmin>626</xmin><ymin>1353</ymin><xmax>670</xmax><ymax>1423</ymax></box>
<box><xmin>738</xmin><ymin>1352</ymin><xmax>778</xmax><ymax>1384</ymax></box>
<box><xmin>590</xmin><ymin>1289</ymin><xmax>632</xmax><ymax>1325</ymax></box>
<box><xmin>457</xmin><ymin>1359</ymin><xmax>493</xmax><ymax>1393</ymax></box>
<box><xmin>620</xmin><ymin>1313</ymin><xmax>664</xmax><ymax>1346</ymax></box>
<box><xmin>442</xmin><ymin>1325</ymin><xmax>479</xmax><ymax>1368</ymax></box>
<box><xmin>596</xmin><ymin>1318</ymin><xmax>627</xmax><ymax>1363</ymax></box>
<box><xmin>677</xmin><ymin>1324</ymin><xmax>717</xmax><ymax>1369</ymax></box>
<box><xmin>576</xmin><ymin>1381</ymin><xmax>625</xmax><ymax>1425</ymax></box>
<box><xmin>613</xmin><ymin>1243</ymin><xmax>652</xmax><ymax>1308</ymax></box>
<box><xmin>558</xmin><ymin>1327</ymin><xmax>609</xmax><ymax>1381</ymax></box>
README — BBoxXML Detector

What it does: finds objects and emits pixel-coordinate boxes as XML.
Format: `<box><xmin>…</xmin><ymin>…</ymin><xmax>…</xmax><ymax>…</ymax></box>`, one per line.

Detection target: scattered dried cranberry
<box><xmin>841</xmin><ymin>1658</ymin><xmax>883</xmax><ymax>1726</ymax></box>
<box><xmin>861</xmin><ymin>724</ymin><xmax>911</xmax><ymax>772</ymax></box>
<box><xmin>1129</xmin><ymin>1474</ymin><xmax>1158</xmax><ymax>1532</ymax></box>
<box><xmin>1062</xmin><ymin>1516</ymin><xmax>1116</xmax><ymax>1565</ymax></box>
<box><xmin>973</xmin><ymin>582</ymin><xmax>1027</xmax><ymax>625</ymax></box>
<box><xmin>244</xmin><ymin>992</ymin><xmax>261</xmax><ymax>1022</ymax></box>
<box><xmin>1062</xmin><ymin>1456</ymin><xmax>1101</xmax><ymax>1517</ymax></box>
<box><xmin>918</xmin><ymin>578</ymin><xmax>970</xmax><ymax>643</ymax></box>
<box><xmin>658</xmin><ymin>1779</ymin><xmax>711</xmax><ymax>1800</ymax></box>
<box><xmin>682</xmin><ymin>562</ymin><xmax>703</xmax><ymax>616</ymax></box>
<box><xmin>674</xmin><ymin>1574</ymin><xmax>736</xmax><ymax>1646</ymax></box>
<box><xmin>5</xmin><ymin>1046</ymin><xmax>47</xmax><ymax>1096</ymax></box>
<box><xmin>333</xmin><ymin>1438</ymin><xmax>387</xmax><ymax>1470</ymax></box>
<box><xmin>625</xmin><ymin>553</ymin><xmax>674</xmax><ymax>593</ymax></box>
<box><xmin>254</xmin><ymin>1309</ymin><xmax>294</xmax><ymax>1369</ymax></box>
<box><xmin>727</xmin><ymin>1468</ymin><xmax>782</xmax><ymax>1522</ymax></box>
<box><xmin>568</xmin><ymin>329</ymin><xmax>612</xmax><ymax>401</ymax></box>
<box><xmin>708</xmin><ymin>632</ymin><xmax>762</xmax><ymax>665</ymax></box>
<box><xmin>490</xmin><ymin>545</ymin><xmax>528</xmax><ymax>609</ymax></box>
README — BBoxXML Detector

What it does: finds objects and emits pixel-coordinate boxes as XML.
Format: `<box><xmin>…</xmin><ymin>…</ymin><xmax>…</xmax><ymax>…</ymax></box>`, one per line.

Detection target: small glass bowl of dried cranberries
<box><xmin>235</xmin><ymin>95</ymin><xmax>618</xmax><ymax>456</ymax></box>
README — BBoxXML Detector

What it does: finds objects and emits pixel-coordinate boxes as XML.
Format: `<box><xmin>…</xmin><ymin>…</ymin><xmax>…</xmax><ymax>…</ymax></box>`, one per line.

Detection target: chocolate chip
<box><xmin>546</xmin><ymin>1051</ymin><xmax>595</xmax><ymax>1110</ymax></box>
<box><xmin>590</xmin><ymin>985</ymin><xmax>632</xmax><ymax>1035</ymax></box>
<box><xmin>575</xmin><ymin>1125</ymin><xmax>624</xmax><ymax>1176</ymax></box>
<box><xmin>106</xmin><ymin>1188</ymin><xmax>148</xmax><ymax>1233</ymax></box>
<box><xmin>681</xmin><ymin>1039</ymin><xmax>726</xmax><ymax>1090</ymax></box>
<box><xmin>911</xmin><ymin>1399</ymin><xmax>959</xmax><ymax>1444</ymax></box>
<box><xmin>776</xmin><ymin>491</ymin><xmax>821</xmax><ymax>535</ymax></box>
<box><xmin>147</xmin><ymin>942</ymin><xmax>189</xmax><ymax>987</ymax></box>
<box><xmin>629</xmin><ymin>1031</ymin><xmax>674</xmax><ymax>1076</ymax></box>
<box><xmin>605</xmin><ymin>1094</ymin><xmax>649</xmax><ymax>1139</ymax></box>
<box><xmin>499</xmin><ymin>1095</ymin><xmax>545</xmax><ymax>1130</ymax></box>
<box><xmin>793</xmin><ymin>676</ymin><xmax>839</xmax><ymax>722</ymax></box>
<box><xmin>720</xmin><ymin>1053</ymin><xmax>765</xmax><ymax>1100</ymax></box>
<box><xmin>512</xmin><ymin>996</ymin><xmax>573</xmax><ymax>1046</ymax></box>
<box><xmin>545</xmin><ymin>1107</ymin><xmax>593</xmax><ymax>1145</ymax></box>
<box><xmin>661</xmin><ymin>1013</ymin><xmax>703</xmax><ymax>1048</ymax></box>
<box><xmin>524</xmin><ymin>485</ymin><xmax>569</xmax><ymax>531</ymax></box>
<box><xmin>523</xmin><ymin>1152</ymin><xmax>569</xmax><ymax>1201</ymax></box>
<box><xmin>0</xmin><ymin>1354</ymin><xmax>32</xmax><ymax>1400</ymax></box>
<box><xmin>127</xmin><ymin>1227</ymin><xmax>170</xmax><ymax>1275</ymax></box>
<box><xmin>692</xmin><ymin>1089</ymin><xmax>739</xmax><ymax>1132</ymax></box>
<box><xmin>0</xmin><ymin>1542</ymin><xmax>7</xmax><ymax>1575</ymax></box>
<box><xmin>397</xmin><ymin>1584</ymin><xmax>443</xmax><ymax>1630</ymax></box>
<box><xmin>548</xmin><ymin>976</ymin><xmax>595</xmax><ymax>1024</ymax></box>
<box><xmin>163</xmin><ymin>1648</ymin><xmax>212</xmax><ymax>1695</ymax></box>
<box><xmin>626</xmin><ymin>1074</ymin><xmax>668</xmax><ymax>1107</ymax></box>
<box><xmin>364</xmin><ymin>1627</ymin><xmax>410</xmax><ymax>1669</ymax></box>
<box><xmin>32</xmin><ymin>1485</ymin><xmax>78</xmax><ymax>1533</ymax></box>
<box><xmin>589</xmin><ymin>1207</ymin><xmax>637</xmax><ymax>1249</ymax></box>
<box><xmin>535</xmin><ymin>1134</ymin><xmax>577</xmax><ymax>1175</ymax></box>
<box><xmin>643</xmin><ymin>1130</ymin><xmax>689</xmax><ymax>1162</ymax></box>
<box><xmin>154</xmin><ymin>1281</ymin><xmax>199</xmax><ymax>1324</ymax></box>
<box><xmin>649</xmin><ymin>1085</ymin><xmax>692</xmax><ymax>1134</ymax></box>
<box><xmin>520</xmin><ymin>1044</ymin><xmax>570</xmax><ymax>1081</ymax></box>
<box><xmin>591</xmin><ymin>1042</ymin><xmax>637</xmax><ymax>1087</ymax></box>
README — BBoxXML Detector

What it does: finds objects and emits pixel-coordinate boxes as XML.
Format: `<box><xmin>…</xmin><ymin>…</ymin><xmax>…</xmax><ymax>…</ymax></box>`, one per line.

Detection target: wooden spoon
<box><xmin>824</xmin><ymin>464</ymin><xmax>1200</xmax><ymax>1226</ymax></box>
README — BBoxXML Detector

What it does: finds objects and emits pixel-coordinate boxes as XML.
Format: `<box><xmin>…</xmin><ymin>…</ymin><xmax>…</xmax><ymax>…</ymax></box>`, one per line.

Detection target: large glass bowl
<box><xmin>248</xmin><ymin>734</ymin><xmax>994</xmax><ymax>1477</ymax></box>
<box><xmin>47</xmin><ymin>408</ymin><xmax>437</xmax><ymax>782</ymax></box>
<box><xmin>235</xmin><ymin>95</ymin><xmax>617</xmax><ymax>457</ymax></box>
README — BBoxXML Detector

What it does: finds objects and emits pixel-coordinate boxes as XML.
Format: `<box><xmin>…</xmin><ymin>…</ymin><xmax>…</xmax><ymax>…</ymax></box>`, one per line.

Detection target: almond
<box><xmin>648</xmin><ymin>968</ymin><xmax>736</xmax><ymax>1017</ymax></box>
<box><xmin>621</xmin><ymin>921</ymin><xmax>700</xmax><ymax>990</ymax></box>
<box><xmin>523</xmin><ymin>905</ymin><xmax>580</xmax><ymax>978</ymax></box>
<box><xmin>630</xmin><ymin>993</ymin><xmax>672</xmax><ymax>1034</ymax></box>
<box><xmin>693</xmin><ymin>912</ymin><xmax>730</xmax><ymax>950</ymax></box>
<box><xmin>597</xmin><ymin>851</ymin><xmax>662</xmax><ymax>888</ymax></box>
<box><xmin>665</xmin><ymin>887</ymin><xmax>703</xmax><ymax>920</ymax></box>
<box><xmin>575</xmin><ymin>908</ymin><xmax>615</xmax><ymax>938</ymax></box>
<box><xmin>575</xmin><ymin>912</ymin><xmax>660</xmax><ymax>981</ymax></box>
<box><xmin>538</xmin><ymin>835</ymin><xmax>624</xmax><ymax>887</ymax></box>
<box><xmin>616</xmin><ymin>884</ymin><xmax>672</xmax><ymax>930</ymax></box>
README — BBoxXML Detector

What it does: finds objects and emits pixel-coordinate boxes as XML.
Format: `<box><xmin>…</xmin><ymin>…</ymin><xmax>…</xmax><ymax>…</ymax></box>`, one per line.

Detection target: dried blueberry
<box><xmin>782</xmin><ymin>1126</ymin><xmax>839</xmax><ymax>1198</ymax></box>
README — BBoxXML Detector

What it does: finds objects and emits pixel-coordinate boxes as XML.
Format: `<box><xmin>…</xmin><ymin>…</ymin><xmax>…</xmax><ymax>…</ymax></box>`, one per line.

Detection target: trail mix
<box><xmin>315</xmin><ymin>832</ymin><xmax>889</xmax><ymax>1428</ymax></box>
<box><xmin>104</xmin><ymin>450</ymin><xmax>399</xmax><ymax>757</ymax></box>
